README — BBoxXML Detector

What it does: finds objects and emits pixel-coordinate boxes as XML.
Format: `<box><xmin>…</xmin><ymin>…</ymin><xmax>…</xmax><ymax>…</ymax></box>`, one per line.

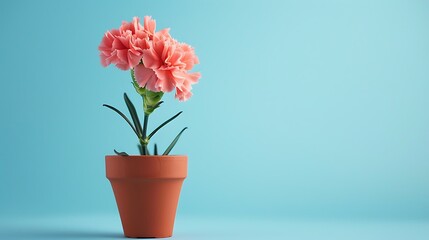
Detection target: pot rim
<box><xmin>105</xmin><ymin>155</ymin><xmax>187</xmax><ymax>158</ymax></box>
<box><xmin>106</xmin><ymin>155</ymin><xmax>187</xmax><ymax>179</ymax></box>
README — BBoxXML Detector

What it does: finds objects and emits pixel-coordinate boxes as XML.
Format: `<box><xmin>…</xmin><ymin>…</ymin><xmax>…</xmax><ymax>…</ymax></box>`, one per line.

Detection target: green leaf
<box><xmin>103</xmin><ymin>104</ymin><xmax>139</xmax><ymax>137</ymax></box>
<box><xmin>163</xmin><ymin>127</ymin><xmax>188</xmax><ymax>155</ymax></box>
<box><xmin>114</xmin><ymin>149</ymin><xmax>129</xmax><ymax>156</ymax></box>
<box><xmin>142</xmin><ymin>114</ymin><xmax>149</xmax><ymax>138</ymax></box>
<box><xmin>148</xmin><ymin>111</ymin><xmax>183</xmax><ymax>140</ymax></box>
<box><xmin>154</xmin><ymin>143</ymin><xmax>158</xmax><ymax>155</ymax></box>
<box><xmin>124</xmin><ymin>93</ymin><xmax>143</xmax><ymax>137</ymax></box>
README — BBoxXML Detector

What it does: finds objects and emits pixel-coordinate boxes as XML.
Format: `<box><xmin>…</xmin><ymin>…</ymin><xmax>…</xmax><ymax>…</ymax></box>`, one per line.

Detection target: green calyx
<box><xmin>143</xmin><ymin>90</ymin><xmax>164</xmax><ymax>115</ymax></box>
<box><xmin>131</xmin><ymin>69</ymin><xmax>164</xmax><ymax>115</ymax></box>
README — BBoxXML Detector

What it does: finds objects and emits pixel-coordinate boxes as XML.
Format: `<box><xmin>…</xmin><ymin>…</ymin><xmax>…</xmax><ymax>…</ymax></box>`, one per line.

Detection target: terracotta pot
<box><xmin>106</xmin><ymin>155</ymin><xmax>187</xmax><ymax>238</ymax></box>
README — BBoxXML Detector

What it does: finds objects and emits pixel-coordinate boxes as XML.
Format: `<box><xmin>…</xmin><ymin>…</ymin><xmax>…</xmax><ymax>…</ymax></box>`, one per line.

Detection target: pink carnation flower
<box><xmin>99</xmin><ymin>16</ymin><xmax>201</xmax><ymax>101</ymax></box>
<box><xmin>135</xmin><ymin>32</ymin><xmax>201</xmax><ymax>101</ymax></box>
<box><xmin>98</xmin><ymin>17</ymin><xmax>156</xmax><ymax>70</ymax></box>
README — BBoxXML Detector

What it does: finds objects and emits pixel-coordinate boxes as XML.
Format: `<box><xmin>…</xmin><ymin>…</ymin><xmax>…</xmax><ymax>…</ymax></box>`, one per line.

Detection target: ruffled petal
<box><xmin>154</xmin><ymin>69</ymin><xmax>176</xmax><ymax>92</ymax></box>
<box><xmin>134</xmin><ymin>64</ymin><xmax>158</xmax><ymax>91</ymax></box>
<box><xmin>144</xmin><ymin>16</ymin><xmax>156</xmax><ymax>38</ymax></box>
<box><xmin>175</xmin><ymin>87</ymin><xmax>193</xmax><ymax>101</ymax></box>
<box><xmin>142</xmin><ymin>48</ymin><xmax>162</xmax><ymax>69</ymax></box>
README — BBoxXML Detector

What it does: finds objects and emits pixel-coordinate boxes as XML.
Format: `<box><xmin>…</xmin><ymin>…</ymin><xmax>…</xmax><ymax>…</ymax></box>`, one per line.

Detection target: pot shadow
<box><xmin>6</xmin><ymin>229</ymin><xmax>124</xmax><ymax>239</ymax></box>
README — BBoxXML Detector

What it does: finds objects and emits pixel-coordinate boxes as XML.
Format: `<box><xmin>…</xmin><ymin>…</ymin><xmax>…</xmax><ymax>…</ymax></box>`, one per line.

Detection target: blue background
<box><xmin>1</xmin><ymin>0</ymin><xmax>428</xmax><ymax>222</ymax></box>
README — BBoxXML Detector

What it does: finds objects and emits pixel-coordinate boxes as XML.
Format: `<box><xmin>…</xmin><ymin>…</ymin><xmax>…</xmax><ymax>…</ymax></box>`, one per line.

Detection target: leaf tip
<box><xmin>114</xmin><ymin>149</ymin><xmax>129</xmax><ymax>156</ymax></box>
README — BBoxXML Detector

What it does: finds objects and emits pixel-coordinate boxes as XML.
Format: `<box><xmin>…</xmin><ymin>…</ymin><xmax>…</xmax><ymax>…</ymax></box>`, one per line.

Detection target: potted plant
<box><xmin>98</xmin><ymin>16</ymin><xmax>201</xmax><ymax>238</ymax></box>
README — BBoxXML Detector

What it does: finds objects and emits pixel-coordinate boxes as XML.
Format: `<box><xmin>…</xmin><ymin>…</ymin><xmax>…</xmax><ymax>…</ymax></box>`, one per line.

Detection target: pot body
<box><xmin>106</xmin><ymin>155</ymin><xmax>187</xmax><ymax>238</ymax></box>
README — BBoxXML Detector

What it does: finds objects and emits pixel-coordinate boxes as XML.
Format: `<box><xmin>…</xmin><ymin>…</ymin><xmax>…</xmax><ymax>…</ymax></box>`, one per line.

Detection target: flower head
<box><xmin>100</xmin><ymin>16</ymin><xmax>201</xmax><ymax>101</ymax></box>
<box><xmin>135</xmin><ymin>31</ymin><xmax>201</xmax><ymax>101</ymax></box>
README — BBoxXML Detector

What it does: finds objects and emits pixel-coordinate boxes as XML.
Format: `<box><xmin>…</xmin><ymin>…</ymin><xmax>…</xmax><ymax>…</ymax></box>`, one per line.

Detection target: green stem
<box><xmin>141</xmin><ymin>114</ymin><xmax>150</xmax><ymax>155</ymax></box>
<box><xmin>139</xmin><ymin>139</ymin><xmax>146</xmax><ymax>155</ymax></box>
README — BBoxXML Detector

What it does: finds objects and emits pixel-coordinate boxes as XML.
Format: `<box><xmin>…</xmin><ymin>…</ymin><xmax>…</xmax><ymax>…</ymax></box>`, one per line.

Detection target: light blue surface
<box><xmin>1</xmin><ymin>215</ymin><xmax>429</xmax><ymax>240</ymax></box>
<box><xmin>0</xmin><ymin>0</ymin><xmax>428</xmax><ymax>229</ymax></box>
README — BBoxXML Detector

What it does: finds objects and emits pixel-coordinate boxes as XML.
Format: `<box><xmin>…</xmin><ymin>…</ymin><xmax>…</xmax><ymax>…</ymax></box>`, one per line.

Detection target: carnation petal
<box><xmin>116</xmin><ymin>49</ymin><xmax>129</xmax><ymax>64</ymax></box>
<box><xmin>142</xmin><ymin>48</ymin><xmax>162</xmax><ymax>69</ymax></box>
<box><xmin>134</xmin><ymin>64</ymin><xmax>158</xmax><ymax>91</ymax></box>
<box><xmin>154</xmin><ymin>69</ymin><xmax>176</xmax><ymax>92</ymax></box>
<box><xmin>115</xmin><ymin>62</ymin><xmax>130</xmax><ymax>71</ymax></box>
<box><xmin>144</xmin><ymin>16</ymin><xmax>156</xmax><ymax>37</ymax></box>
<box><xmin>100</xmin><ymin>53</ymin><xmax>109</xmax><ymax>67</ymax></box>
<box><xmin>175</xmin><ymin>87</ymin><xmax>193</xmax><ymax>101</ymax></box>
<box><xmin>128</xmin><ymin>52</ymin><xmax>142</xmax><ymax>69</ymax></box>
<box><xmin>187</xmin><ymin>72</ymin><xmax>201</xmax><ymax>84</ymax></box>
